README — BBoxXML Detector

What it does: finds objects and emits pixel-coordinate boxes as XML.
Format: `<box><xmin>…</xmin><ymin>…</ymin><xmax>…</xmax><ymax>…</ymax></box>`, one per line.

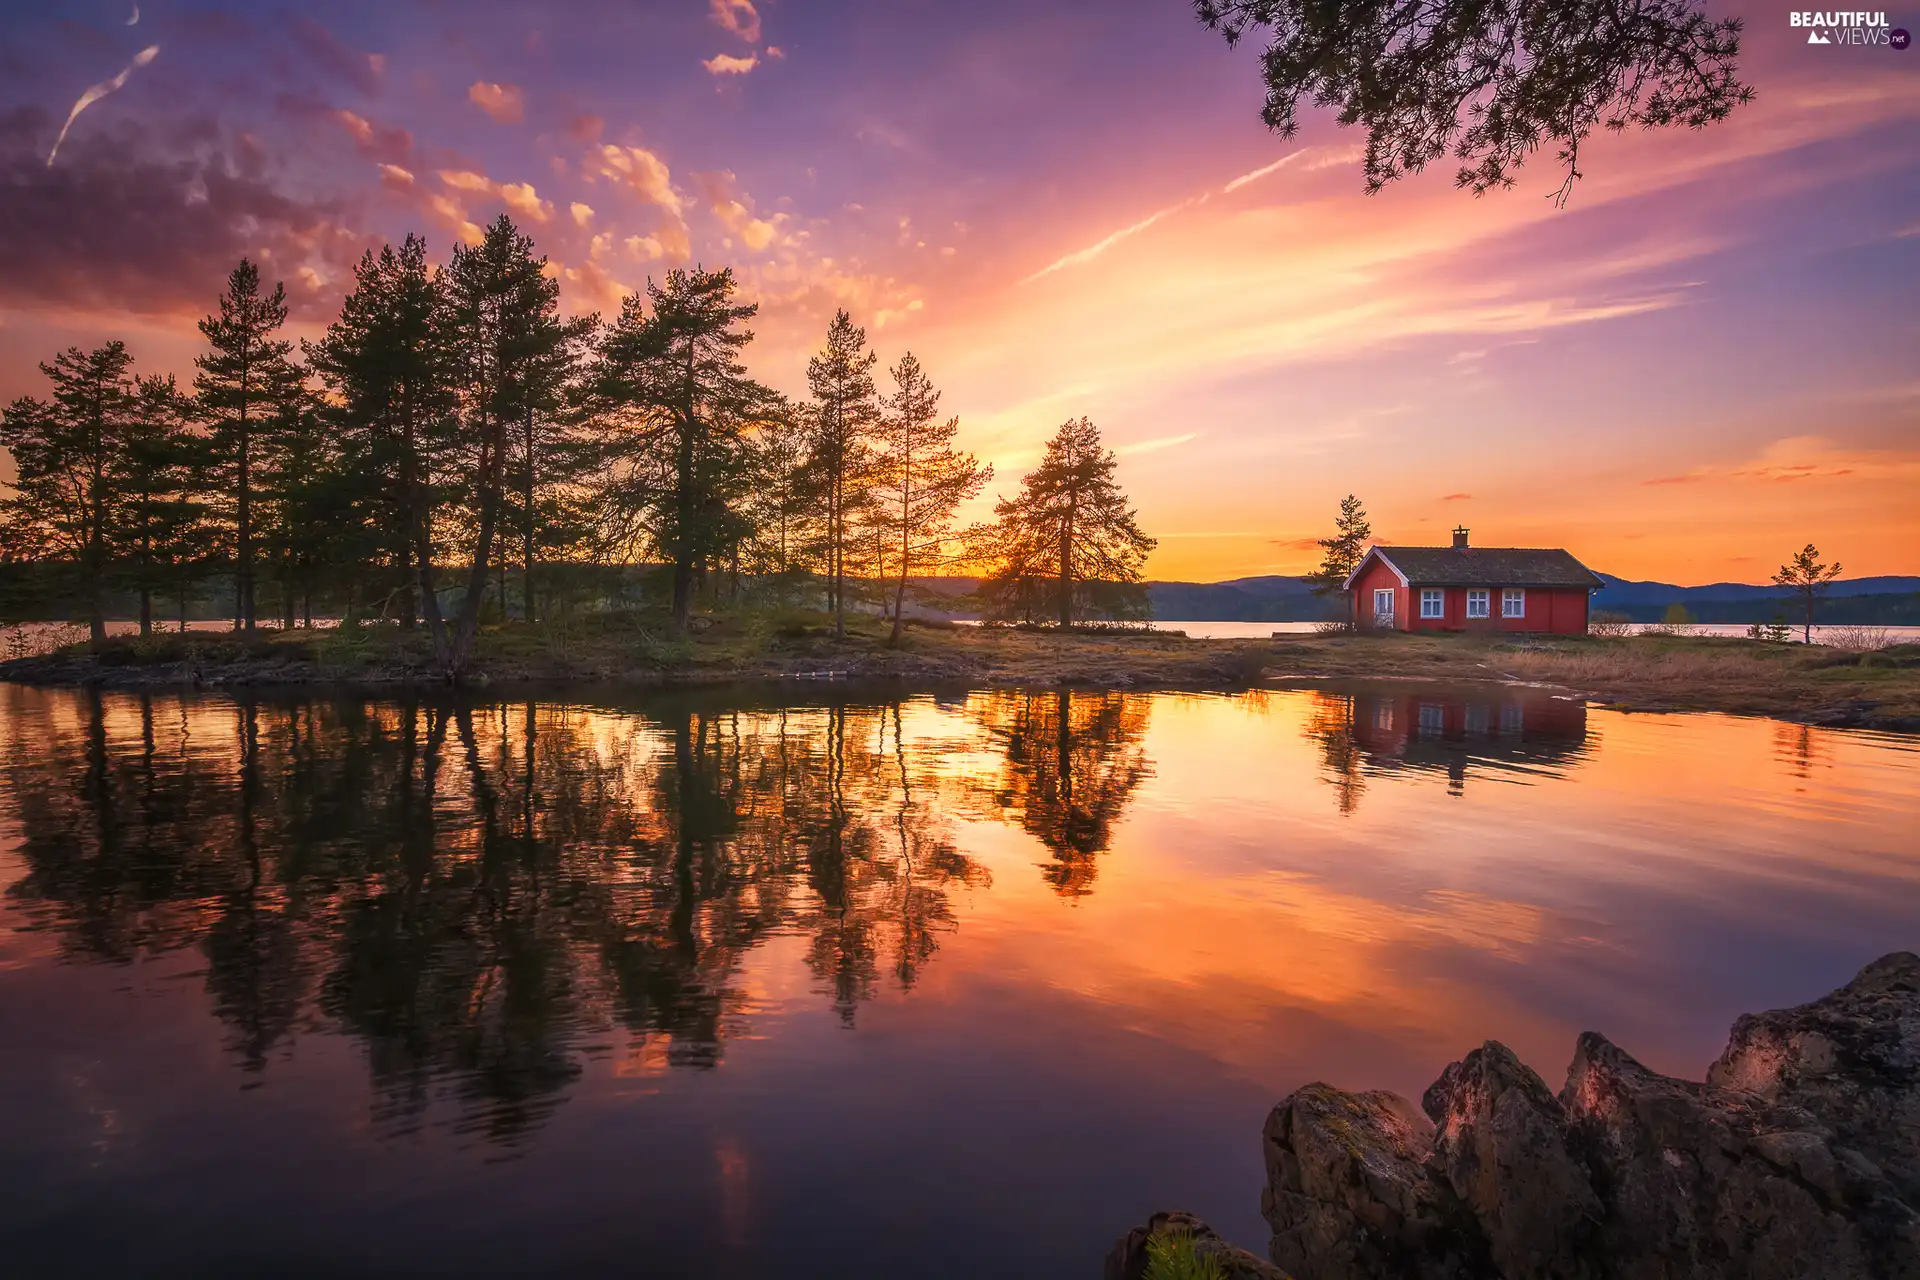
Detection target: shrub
<box><xmin>1588</xmin><ymin>610</ymin><xmax>1633</xmax><ymax>638</ymax></box>
<box><xmin>1821</xmin><ymin>625</ymin><xmax>1891</xmax><ymax>652</ymax></box>
<box><xmin>1144</xmin><ymin>1230</ymin><xmax>1229</xmax><ymax>1280</ymax></box>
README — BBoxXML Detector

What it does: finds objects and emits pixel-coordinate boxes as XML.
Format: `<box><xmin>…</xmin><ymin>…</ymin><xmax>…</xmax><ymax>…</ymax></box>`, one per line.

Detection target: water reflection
<box><xmin>1305</xmin><ymin>687</ymin><xmax>1592</xmax><ymax>808</ymax></box>
<box><xmin>3</xmin><ymin>689</ymin><xmax>1039</xmax><ymax>1139</ymax></box>
<box><xmin>2</xmin><ymin>683</ymin><xmax>1917</xmax><ymax>1278</ymax></box>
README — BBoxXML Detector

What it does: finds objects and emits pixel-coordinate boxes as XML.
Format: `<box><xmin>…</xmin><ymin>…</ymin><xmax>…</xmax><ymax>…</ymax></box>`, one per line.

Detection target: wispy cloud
<box><xmin>1117</xmin><ymin>432</ymin><xmax>1199</xmax><ymax>456</ymax></box>
<box><xmin>703</xmin><ymin>53</ymin><xmax>758</xmax><ymax>76</ymax></box>
<box><xmin>46</xmin><ymin>45</ymin><xmax>161</xmax><ymax>168</ymax></box>
<box><xmin>1023</xmin><ymin>198</ymin><xmax>1200</xmax><ymax>283</ymax></box>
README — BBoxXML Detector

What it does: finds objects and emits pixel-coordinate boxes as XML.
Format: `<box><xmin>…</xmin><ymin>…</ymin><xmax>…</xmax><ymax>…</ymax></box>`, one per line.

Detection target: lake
<box><xmin>1</xmin><ymin>682</ymin><xmax>1915</xmax><ymax>1277</ymax></box>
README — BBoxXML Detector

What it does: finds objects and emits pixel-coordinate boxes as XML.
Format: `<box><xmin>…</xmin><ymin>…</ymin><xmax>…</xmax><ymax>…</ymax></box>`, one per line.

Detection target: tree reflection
<box><xmin>0</xmin><ymin>687</ymin><xmax>1009</xmax><ymax>1144</ymax></box>
<box><xmin>968</xmin><ymin>690</ymin><xmax>1153</xmax><ymax>896</ymax></box>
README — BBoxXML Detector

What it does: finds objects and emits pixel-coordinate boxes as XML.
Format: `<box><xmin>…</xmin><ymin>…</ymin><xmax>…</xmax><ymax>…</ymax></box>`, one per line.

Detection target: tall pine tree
<box><xmin>308</xmin><ymin>235</ymin><xmax>456</xmax><ymax>640</ymax></box>
<box><xmin>114</xmin><ymin>374</ymin><xmax>206</xmax><ymax>635</ymax></box>
<box><xmin>805</xmin><ymin>310</ymin><xmax>880</xmax><ymax>638</ymax></box>
<box><xmin>440</xmin><ymin>215</ymin><xmax>564</xmax><ymax>671</ymax></box>
<box><xmin>0</xmin><ymin>343</ymin><xmax>138</xmax><ymax>641</ymax></box>
<box><xmin>589</xmin><ymin>267</ymin><xmax>772</xmax><ymax>627</ymax></box>
<box><xmin>875</xmin><ymin>352</ymin><xmax>989</xmax><ymax>645</ymax></box>
<box><xmin>196</xmin><ymin>259</ymin><xmax>302</xmax><ymax>634</ymax></box>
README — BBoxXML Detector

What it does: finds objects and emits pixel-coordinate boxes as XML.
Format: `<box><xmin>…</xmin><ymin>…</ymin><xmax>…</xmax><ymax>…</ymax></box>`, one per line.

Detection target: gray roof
<box><xmin>1368</xmin><ymin>546</ymin><xmax>1604</xmax><ymax>589</ymax></box>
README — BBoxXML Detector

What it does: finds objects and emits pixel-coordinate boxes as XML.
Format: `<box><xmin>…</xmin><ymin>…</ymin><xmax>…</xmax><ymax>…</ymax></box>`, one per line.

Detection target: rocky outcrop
<box><xmin>1104</xmin><ymin>1210</ymin><xmax>1292</xmax><ymax>1280</ymax></box>
<box><xmin>1119</xmin><ymin>952</ymin><xmax>1920</xmax><ymax>1279</ymax></box>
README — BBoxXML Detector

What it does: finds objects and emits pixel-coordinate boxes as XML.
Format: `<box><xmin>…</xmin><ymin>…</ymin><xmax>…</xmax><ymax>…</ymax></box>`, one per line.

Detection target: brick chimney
<box><xmin>1452</xmin><ymin>526</ymin><xmax>1470</xmax><ymax>550</ymax></box>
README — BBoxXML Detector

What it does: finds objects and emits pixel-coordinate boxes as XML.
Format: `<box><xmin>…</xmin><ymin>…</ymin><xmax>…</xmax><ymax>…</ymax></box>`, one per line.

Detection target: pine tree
<box><xmin>440</xmin><ymin>215</ymin><xmax>565</xmax><ymax>671</ymax></box>
<box><xmin>980</xmin><ymin>417</ymin><xmax>1156</xmax><ymax>628</ymax></box>
<box><xmin>805</xmin><ymin>310</ymin><xmax>881</xmax><ymax>638</ymax></box>
<box><xmin>741</xmin><ymin>399</ymin><xmax>821</xmax><ymax>596</ymax></box>
<box><xmin>1772</xmin><ymin>543</ymin><xmax>1843</xmax><ymax>644</ymax></box>
<box><xmin>588</xmin><ymin>267</ymin><xmax>772</xmax><ymax>627</ymax></box>
<box><xmin>114</xmin><ymin>374</ymin><xmax>206</xmax><ymax>635</ymax></box>
<box><xmin>307</xmin><ymin>235</ymin><xmax>456</xmax><ymax>640</ymax></box>
<box><xmin>196</xmin><ymin>260</ymin><xmax>302</xmax><ymax>634</ymax></box>
<box><xmin>875</xmin><ymin>353</ymin><xmax>989</xmax><ymax>645</ymax></box>
<box><xmin>503</xmin><ymin>290</ymin><xmax>594</xmax><ymax>625</ymax></box>
<box><xmin>0</xmin><ymin>343</ymin><xmax>138</xmax><ymax>641</ymax></box>
<box><xmin>1310</xmin><ymin>493</ymin><xmax>1372</xmax><ymax>629</ymax></box>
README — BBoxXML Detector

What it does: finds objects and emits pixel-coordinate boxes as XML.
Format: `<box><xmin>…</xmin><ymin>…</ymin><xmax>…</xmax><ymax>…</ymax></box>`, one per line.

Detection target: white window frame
<box><xmin>1466</xmin><ymin>589</ymin><xmax>1491</xmax><ymax>619</ymax></box>
<box><xmin>1502</xmin><ymin>587</ymin><xmax>1526</xmax><ymax>618</ymax></box>
<box><xmin>1419</xmin><ymin>588</ymin><xmax>1444</xmax><ymax>619</ymax></box>
<box><xmin>1372</xmin><ymin>588</ymin><xmax>1395</xmax><ymax>623</ymax></box>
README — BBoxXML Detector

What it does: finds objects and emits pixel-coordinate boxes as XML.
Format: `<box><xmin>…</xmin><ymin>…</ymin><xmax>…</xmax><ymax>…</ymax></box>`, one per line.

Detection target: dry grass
<box><xmin>6</xmin><ymin>614</ymin><xmax>1917</xmax><ymax>730</ymax></box>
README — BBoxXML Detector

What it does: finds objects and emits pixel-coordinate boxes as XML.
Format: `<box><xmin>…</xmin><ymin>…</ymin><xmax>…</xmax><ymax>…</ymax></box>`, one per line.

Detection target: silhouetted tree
<box><xmin>805</xmin><ymin>310</ymin><xmax>881</xmax><ymax>637</ymax></box>
<box><xmin>115</xmin><ymin>374</ymin><xmax>206</xmax><ymax>634</ymax></box>
<box><xmin>589</xmin><ymin>268</ymin><xmax>771</xmax><ymax>626</ymax></box>
<box><xmin>0</xmin><ymin>343</ymin><xmax>138</xmax><ymax>641</ymax></box>
<box><xmin>307</xmin><ymin>236</ymin><xmax>456</xmax><ymax>636</ymax></box>
<box><xmin>440</xmin><ymin>215</ymin><xmax>563</xmax><ymax>670</ymax></box>
<box><xmin>1310</xmin><ymin>493</ymin><xmax>1371</xmax><ymax>627</ymax></box>
<box><xmin>979</xmin><ymin>416</ymin><xmax>1156</xmax><ymax>627</ymax></box>
<box><xmin>196</xmin><ymin>260</ymin><xmax>303</xmax><ymax>633</ymax></box>
<box><xmin>1195</xmin><ymin>0</ymin><xmax>1752</xmax><ymax>204</ymax></box>
<box><xmin>875</xmin><ymin>352</ymin><xmax>990</xmax><ymax>645</ymax></box>
<box><xmin>1773</xmin><ymin>543</ymin><xmax>1843</xmax><ymax>644</ymax></box>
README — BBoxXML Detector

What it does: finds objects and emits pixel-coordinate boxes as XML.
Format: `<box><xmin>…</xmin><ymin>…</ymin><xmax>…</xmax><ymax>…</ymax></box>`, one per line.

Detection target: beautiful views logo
<box><xmin>1789</xmin><ymin>10</ymin><xmax>1899</xmax><ymax>45</ymax></box>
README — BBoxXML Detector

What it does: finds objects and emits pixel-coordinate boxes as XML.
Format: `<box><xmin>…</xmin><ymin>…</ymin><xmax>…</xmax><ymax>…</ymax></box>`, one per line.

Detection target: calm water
<box><xmin>0</xmin><ymin>683</ymin><xmax>1915</xmax><ymax>1277</ymax></box>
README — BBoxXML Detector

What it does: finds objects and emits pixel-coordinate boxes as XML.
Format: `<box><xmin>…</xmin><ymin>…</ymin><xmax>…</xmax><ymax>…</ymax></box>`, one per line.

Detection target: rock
<box><xmin>1707</xmin><ymin>950</ymin><xmax>1920</xmax><ymax>1200</ymax></box>
<box><xmin>1559</xmin><ymin>1029</ymin><xmax>1904</xmax><ymax>1278</ymax></box>
<box><xmin>1229</xmin><ymin>953</ymin><xmax>1920</xmax><ymax>1280</ymax></box>
<box><xmin>1105</xmin><ymin>1210</ymin><xmax>1292</xmax><ymax>1280</ymax></box>
<box><xmin>1260</xmin><ymin>1083</ymin><xmax>1488</xmax><ymax>1280</ymax></box>
<box><xmin>1423</xmin><ymin>1041</ymin><xmax>1601</xmax><ymax>1279</ymax></box>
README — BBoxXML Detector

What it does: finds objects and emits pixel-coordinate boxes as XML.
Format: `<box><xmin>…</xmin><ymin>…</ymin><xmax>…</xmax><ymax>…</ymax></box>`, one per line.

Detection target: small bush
<box><xmin>1821</xmin><ymin>625</ymin><xmax>1891</xmax><ymax>652</ymax></box>
<box><xmin>1587</xmin><ymin>610</ymin><xmax>1633</xmax><ymax>638</ymax></box>
<box><xmin>1144</xmin><ymin>1230</ymin><xmax>1228</xmax><ymax>1280</ymax></box>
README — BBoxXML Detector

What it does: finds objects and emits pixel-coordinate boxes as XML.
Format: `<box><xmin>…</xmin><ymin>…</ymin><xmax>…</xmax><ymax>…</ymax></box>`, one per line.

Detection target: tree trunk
<box><xmin>1058</xmin><ymin>497</ymin><xmax>1075</xmax><ymax>630</ymax></box>
<box><xmin>237</xmin><ymin>400</ymin><xmax>253</xmax><ymax>635</ymax></box>
<box><xmin>523</xmin><ymin>405</ymin><xmax>536</xmax><ymax>625</ymax></box>
<box><xmin>450</xmin><ymin>432</ymin><xmax>501</xmax><ymax>675</ymax></box>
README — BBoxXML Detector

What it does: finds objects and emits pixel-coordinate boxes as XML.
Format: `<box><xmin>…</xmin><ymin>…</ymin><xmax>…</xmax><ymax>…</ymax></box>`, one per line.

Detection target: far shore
<box><xmin>1</xmin><ymin>615</ymin><xmax>1916</xmax><ymax>732</ymax></box>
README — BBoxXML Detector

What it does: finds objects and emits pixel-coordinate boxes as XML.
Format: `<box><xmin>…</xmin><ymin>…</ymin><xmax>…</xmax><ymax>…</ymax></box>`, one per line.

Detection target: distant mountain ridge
<box><xmin>908</xmin><ymin>573</ymin><xmax>1920</xmax><ymax>624</ymax></box>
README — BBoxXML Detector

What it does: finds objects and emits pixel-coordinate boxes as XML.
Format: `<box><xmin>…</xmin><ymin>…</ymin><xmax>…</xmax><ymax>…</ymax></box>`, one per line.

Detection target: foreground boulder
<box><xmin>1116</xmin><ymin>952</ymin><xmax>1920</xmax><ymax>1279</ymax></box>
<box><xmin>1104</xmin><ymin>1210</ymin><xmax>1291</xmax><ymax>1279</ymax></box>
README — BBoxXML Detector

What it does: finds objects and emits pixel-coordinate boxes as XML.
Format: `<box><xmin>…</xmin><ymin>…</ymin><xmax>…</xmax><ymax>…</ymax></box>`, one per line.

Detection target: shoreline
<box><xmin>1</xmin><ymin>622</ymin><xmax>1915</xmax><ymax>731</ymax></box>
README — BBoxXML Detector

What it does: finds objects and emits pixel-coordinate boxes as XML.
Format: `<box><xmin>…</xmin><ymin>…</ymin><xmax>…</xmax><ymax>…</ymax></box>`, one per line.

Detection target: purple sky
<box><xmin>2</xmin><ymin>0</ymin><xmax>1916</xmax><ymax>581</ymax></box>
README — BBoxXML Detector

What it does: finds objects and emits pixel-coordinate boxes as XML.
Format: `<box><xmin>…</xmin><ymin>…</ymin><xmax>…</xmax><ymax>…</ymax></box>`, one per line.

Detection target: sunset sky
<box><xmin>1</xmin><ymin>0</ymin><xmax>1915</xmax><ymax>584</ymax></box>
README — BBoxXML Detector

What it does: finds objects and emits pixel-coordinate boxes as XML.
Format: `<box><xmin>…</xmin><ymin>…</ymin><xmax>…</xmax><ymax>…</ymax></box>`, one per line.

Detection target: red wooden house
<box><xmin>1343</xmin><ymin>528</ymin><xmax>1604</xmax><ymax>635</ymax></box>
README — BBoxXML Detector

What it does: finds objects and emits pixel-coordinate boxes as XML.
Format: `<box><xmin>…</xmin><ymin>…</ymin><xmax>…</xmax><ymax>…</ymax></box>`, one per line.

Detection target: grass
<box><xmin>1143</xmin><ymin>1230</ymin><xmax>1229</xmax><ymax>1280</ymax></box>
<box><xmin>5</xmin><ymin>613</ymin><xmax>1917</xmax><ymax>730</ymax></box>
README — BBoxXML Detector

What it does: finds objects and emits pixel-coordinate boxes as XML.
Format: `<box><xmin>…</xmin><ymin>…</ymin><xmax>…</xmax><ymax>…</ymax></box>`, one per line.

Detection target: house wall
<box><xmin>1402</xmin><ymin>585</ymin><xmax>1593</xmax><ymax>634</ymax></box>
<box><xmin>1351</xmin><ymin>558</ymin><xmax>1408</xmax><ymax>630</ymax></box>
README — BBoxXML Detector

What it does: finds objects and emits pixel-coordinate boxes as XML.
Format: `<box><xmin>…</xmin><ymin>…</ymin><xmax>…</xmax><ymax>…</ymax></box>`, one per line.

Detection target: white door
<box><xmin>1373</xmin><ymin>588</ymin><xmax>1395</xmax><ymax>628</ymax></box>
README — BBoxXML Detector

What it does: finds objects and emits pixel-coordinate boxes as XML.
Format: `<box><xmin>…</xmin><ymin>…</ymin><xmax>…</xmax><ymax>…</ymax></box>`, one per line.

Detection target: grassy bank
<box><xmin>2</xmin><ymin>614</ymin><xmax>1916</xmax><ymax>731</ymax></box>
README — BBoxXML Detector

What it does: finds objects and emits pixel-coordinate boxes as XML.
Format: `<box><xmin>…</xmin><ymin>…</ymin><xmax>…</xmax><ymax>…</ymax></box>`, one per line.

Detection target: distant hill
<box><xmin>1591</xmin><ymin>574</ymin><xmax>1920</xmax><ymax>607</ymax></box>
<box><xmin>909</xmin><ymin>572</ymin><xmax>1920</xmax><ymax>624</ymax></box>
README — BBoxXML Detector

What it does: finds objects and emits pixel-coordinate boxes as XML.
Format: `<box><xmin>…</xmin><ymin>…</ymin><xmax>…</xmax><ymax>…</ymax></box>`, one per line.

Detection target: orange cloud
<box><xmin>709</xmin><ymin>0</ymin><xmax>761</xmax><ymax>43</ymax></box>
<box><xmin>703</xmin><ymin>53</ymin><xmax>758</xmax><ymax>76</ymax></box>
<box><xmin>468</xmin><ymin>81</ymin><xmax>525</xmax><ymax>125</ymax></box>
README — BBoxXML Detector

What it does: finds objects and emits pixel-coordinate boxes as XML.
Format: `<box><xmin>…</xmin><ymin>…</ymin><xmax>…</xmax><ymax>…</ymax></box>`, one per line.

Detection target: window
<box><xmin>1502</xmin><ymin>587</ymin><xmax>1526</xmax><ymax>618</ymax></box>
<box><xmin>1418</xmin><ymin>703</ymin><xmax>1444</xmax><ymax>736</ymax></box>
<box><xmin>1373</xmin><ymin>588</ymin><xmax>1395</xmax><ymax>622</ymax></box>
<box><xmin>1420</xmin><ymin>588</ymin><xmax>1444</xmax><ymax>619</ymax></box>
<box><xmin>1466</xmin><ymin>589</ymin><xmax>1491</xmax><ymax>619</ymax></box>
